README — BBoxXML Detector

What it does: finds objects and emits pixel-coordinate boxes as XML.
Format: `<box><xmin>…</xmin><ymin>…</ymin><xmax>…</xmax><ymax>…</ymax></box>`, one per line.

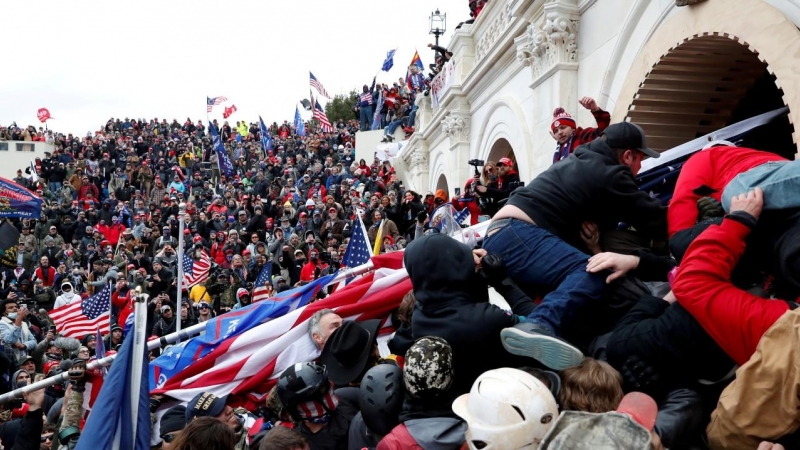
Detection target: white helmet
<box><xmin>452</xmin><ymin>368</ymin><xmax>559</xmax><ymax>450</ymax></box>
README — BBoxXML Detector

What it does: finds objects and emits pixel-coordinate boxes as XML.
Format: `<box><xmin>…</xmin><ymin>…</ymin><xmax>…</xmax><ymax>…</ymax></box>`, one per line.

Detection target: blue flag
<box><xmin>76</xmin><ymin>320</ymin><xmax>150</xmax><ymax>450</ymax></box>
<box><xmin>208</xmin><ymin>123</ymin><xmax>234</xmax><ymax>178</ymax></box>
<box><xmin>259</xmin><ymin>115</ymin><xmax>273</xmax><ymax>153</ymax></box>
<box><xmin>294</xmin><ymin>106</ymin><xmax>306</xmax><ymax>137</ymax></box>
<box><xmin>149</xmin><ymin>273</ymin><xmax>336</xmax><ymax>389</ymax></box>
<box><xmin>382</xmin><ymin>49</ymin><xmax>396</xmax><ymax>71</ymax></box>
<box><xmin>0</xmin><ymin>177</ymin><xmax>43</xmax><ymax>219</ymax></box>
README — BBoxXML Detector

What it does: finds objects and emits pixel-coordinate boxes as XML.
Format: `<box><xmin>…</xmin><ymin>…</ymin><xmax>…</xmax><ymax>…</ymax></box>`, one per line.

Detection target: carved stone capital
<box><xmin>441</xmin><ymin>113</ymin><xmax>471</xmax><ymax>142</ymax></box>
<box><xmin>514</xmin><ymin>0</ymin><xmax>579</xmax><ymax>82</ymax></box>
<box><xmin>410</xmin><ymin>148</ymin><xmax>429</xmax><ymax>172</ymax></box>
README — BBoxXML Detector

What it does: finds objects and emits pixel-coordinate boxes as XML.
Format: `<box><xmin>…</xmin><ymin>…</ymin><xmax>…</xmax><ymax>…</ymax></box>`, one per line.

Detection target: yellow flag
<box><xmin>373</xmin><ymin>220</ymin><xmax>384</xmax><ymax>256</ymax></box>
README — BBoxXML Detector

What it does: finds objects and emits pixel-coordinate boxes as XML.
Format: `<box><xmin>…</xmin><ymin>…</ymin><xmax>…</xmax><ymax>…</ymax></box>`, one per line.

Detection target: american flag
<box><xmin>207</xmin><ymin>96</ymin><xmax>228</xmax><ymax>113</ymax></box>
<box><xmin>313</xmin><ymin>100</ymin><xmax>334</xmax><ymax>133</ymax></box>
<box><xmin>309</xmin><ymin>72</ymin><xmax>331</xmax><ymax>99</ymax></box>
<box><xmin>343</xmin><ymin>216</ymin><xmax>372</xmax><ymax>268</ymax></box>
<box><xmin>182</xmin><ymin>250</ymin><xmax>211</xmax><ymax>289</ymax></box>
<box><xmin>51</xmin><ymin>283</ymin><xmax>112</xmax><ymax>338</ymax></box>
<box><xmin>150</xmin><ymin>253</ymin><xmax>408</xmax><ymax>410</ymax></box>
<box><xmin>252</xmin><ymin>264</ymin><xmax>273</xmax><ymax>303</ymax></box>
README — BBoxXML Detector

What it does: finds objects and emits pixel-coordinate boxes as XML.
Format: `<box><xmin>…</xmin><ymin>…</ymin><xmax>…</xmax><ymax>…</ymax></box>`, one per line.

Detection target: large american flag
<box><xmin>51</xmin><ymin>283</ymin><xmax>112</xmax><ymax>338</ymax></box>
<box><xmin>182</xmin><ymin>250</ymin><xmax>211</xmax><ymax>289</ymax></box>
<box><xmin>309</xmin><ymin>72</ymin><xmax>331</xmax><ymax>99</ymax></box>
<box><xmin>207</xmin><ymin>96</ymin><xmax>228</xmax><ymax>113</ymax></box>
<box><xmin>252</xmin><ymin>264</ymin><xmax>273</xmax><ymax>303</ymax></box>
<box><xmin>313</xmin><ymin>100</ymin><xmax>334</xmax><ymax>133</ymax></box>
<box><xmin>151</xmin><ymin>252</ymin><xmax>407</xmax><ymax>410</ymax></box>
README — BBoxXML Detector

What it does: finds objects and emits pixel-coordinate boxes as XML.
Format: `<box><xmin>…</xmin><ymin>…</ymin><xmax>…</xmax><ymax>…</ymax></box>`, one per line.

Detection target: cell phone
<box><xmin>49</xmin><ymin>325</ymin><xmax>56</xmax><ymax>334</ymax></box>
<box><xmin>454</xmin><ymin>188</ymin><xmax>461</xmax><ymax>196</ymax></box>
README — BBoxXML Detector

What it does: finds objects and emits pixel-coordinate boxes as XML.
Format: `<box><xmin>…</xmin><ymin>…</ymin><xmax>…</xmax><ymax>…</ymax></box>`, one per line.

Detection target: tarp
<box><xmin>0</xmin><ymin>177</ymin><xmax>42</xmax><ymax>219</ymax></box>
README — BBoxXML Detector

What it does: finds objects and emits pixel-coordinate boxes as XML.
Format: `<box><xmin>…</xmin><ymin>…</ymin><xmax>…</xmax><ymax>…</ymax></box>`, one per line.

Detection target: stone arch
<box><xmin>486</xmin><ymin>138</ymin><xmax>516</xmax><ymax>167</ymax></box>
<box><xmin>435</xmin><ymin>174</ymin><xmax>449</xmax><ymax>193</ymax></box>
<box><xmin>429</xmin><ymin>149</ymin><xmax>450</xmax><ymax>194</ymax></box>
<box><xmin>606</xmin><ymin>0</ymin><xmax>800</xmax><ymax>155</ymax></box>
<box><xmin>474</xmin><ymin>97</ymin><xmax>533</xmax><ymax>179</ymax></box>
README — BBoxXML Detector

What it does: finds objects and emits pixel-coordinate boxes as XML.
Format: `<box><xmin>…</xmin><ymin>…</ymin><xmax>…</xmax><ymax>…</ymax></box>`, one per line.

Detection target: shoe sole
<box><xmin>501</xmin><ymin>327</ymin><xmax>584</xmax><ymax>370</ymax></box>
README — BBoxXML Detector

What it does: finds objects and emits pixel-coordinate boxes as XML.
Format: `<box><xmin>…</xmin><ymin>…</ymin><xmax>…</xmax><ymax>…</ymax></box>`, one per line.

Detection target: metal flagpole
<box><xmin>176</xmin><ymin>202</ymin><xmax>186</xmax><ymax>333</ymax></box>
<box><xmin>129</xmin><ymin>288</ymin><xmax>148</xmax><ymax>442</ymax></box>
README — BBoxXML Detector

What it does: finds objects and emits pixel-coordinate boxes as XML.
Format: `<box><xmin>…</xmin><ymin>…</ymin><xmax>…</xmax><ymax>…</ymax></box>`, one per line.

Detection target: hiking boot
<box><xmin>500</xmin><ymin>322</ymin><xmax>584</xmax><ymax>370</ymax></box>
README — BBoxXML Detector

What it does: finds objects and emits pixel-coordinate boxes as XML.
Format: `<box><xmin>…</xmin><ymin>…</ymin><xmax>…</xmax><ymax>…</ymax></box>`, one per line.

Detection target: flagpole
<box><xmin>129</xmin><ymin>290</ymin><xmax>148</xmax><ymax>443</ymax></box>
<box><xmin>176</xmin><ymin>202</ymin><xmax>186</xmax><ymax>333</ymax></box>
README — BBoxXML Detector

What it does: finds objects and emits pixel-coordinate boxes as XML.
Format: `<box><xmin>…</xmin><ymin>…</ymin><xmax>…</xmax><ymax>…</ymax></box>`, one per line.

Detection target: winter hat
<box><xmin>434</xmin><ymin>189</ymin><xmax>448</xmax><ymax>204</ymax></box>
<box><xmin>237</xmin><ymin>288</ymin><xmax>249</xmax><ymax>299</ymax></box>
<box><xmin>551</xmin><ymin>107</ymin><xmax>576</xmax><ymax>132</ymax></box>
<box><xmin>160</xmin><ymin>405</ymin><xmax>187</xmax><ymax>435</ymax></box>
<box><xmin>185</xmin><ymin>392</ymin><xmax>228</xmax><ymax>422</ymax></box>
<box><xmin>404</xmin><ymin>336</ymin><xmax>454</xmax><ymax>399</ymax></box>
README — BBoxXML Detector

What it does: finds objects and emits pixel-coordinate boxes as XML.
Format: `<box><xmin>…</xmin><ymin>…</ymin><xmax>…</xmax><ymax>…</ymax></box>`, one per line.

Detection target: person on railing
<box><xmin>550</xmin><ymin>96</ymin><xmax>611</xmax><ymax>164</ymax></box>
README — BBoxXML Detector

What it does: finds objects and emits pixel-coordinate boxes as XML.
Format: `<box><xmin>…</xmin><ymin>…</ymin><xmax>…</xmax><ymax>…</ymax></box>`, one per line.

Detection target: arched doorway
<box><xmin>435</xmin><ymin>174</ymin><xmax>449</xmax><ymax>194</ymax></box>
<box><xmin>486</xmin><ymin>138</ymin><xmax>517</xmax><ymax>167</ymax></box>
<box><xmin>624</xmin><ymin>34</ymin><xmax>794</xmax><ymax>158</ymax></box>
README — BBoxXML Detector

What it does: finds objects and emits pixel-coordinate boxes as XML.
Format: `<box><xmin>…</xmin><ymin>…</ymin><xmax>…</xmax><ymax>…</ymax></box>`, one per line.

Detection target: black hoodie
<box><xmin>403</xmin><ymin>234</ymin><xmax>535</xmax><ymax>394</ymax></box>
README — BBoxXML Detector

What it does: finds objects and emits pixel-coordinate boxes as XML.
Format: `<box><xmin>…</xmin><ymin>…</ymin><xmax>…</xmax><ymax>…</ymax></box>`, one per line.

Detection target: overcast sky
<box><xmin>1</xmin><ymin>0</ymin><xmax>464</xmax><ymax>135</ymax></box>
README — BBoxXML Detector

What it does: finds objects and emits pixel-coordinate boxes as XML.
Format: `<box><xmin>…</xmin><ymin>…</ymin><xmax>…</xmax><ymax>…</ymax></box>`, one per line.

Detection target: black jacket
<box><xmin>403</xmin><ymin>234</ymin><xmax>535</xmax><ymax>395</ymax></box>
<box><xmin>507</xmin><ymin>138</ymin><xmax>667</xmax><ymax>249</ymax></box>
<box><xmin>606</xmin><ymin>295</ymin><xmax>735</xmax><ymax>387</ymax></box>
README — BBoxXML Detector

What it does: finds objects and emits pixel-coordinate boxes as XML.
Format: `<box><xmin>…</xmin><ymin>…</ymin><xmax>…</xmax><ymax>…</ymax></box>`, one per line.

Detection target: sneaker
<box><xmin>500</xmin><ymin>322</ymin><xmax>584</xmax><ymax>370</ymax></box>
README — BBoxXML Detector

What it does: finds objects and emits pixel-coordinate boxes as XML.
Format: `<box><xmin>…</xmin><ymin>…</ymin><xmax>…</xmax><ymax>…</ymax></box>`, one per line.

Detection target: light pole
<box><xmin>429</xmin><ymin>9</ymin><xmax>447</xmax><ymax>49</ymax></box>
<box><xmin>176</xmin><ymin>202</ymin><xmax>186</xmax><ymax>333</ymax></box>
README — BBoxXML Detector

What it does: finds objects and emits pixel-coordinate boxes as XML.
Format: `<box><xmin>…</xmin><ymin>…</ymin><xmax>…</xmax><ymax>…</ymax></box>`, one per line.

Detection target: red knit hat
<box><xmin>551</xmin><ymin>107</ymin><xmax>576</xmax><ymax>132</ymax></box>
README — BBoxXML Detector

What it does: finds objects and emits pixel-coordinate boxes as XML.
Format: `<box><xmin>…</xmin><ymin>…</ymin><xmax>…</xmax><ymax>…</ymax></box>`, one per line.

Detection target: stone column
<box><xmin>442</xmin><ymin>112</ymin><xmax>473</xmax><ymax>192</ymax></box>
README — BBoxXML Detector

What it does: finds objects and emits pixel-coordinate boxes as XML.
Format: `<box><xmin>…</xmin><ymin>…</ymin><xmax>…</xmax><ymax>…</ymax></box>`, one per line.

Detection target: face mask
<box><xmin>7</xmin><ymin>313</ymin><xmax>17</xmax><ymax>320</ymax></box>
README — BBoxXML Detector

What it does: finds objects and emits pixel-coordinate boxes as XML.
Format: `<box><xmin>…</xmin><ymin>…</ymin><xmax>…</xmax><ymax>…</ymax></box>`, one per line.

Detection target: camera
<box><xmin>468</xmin><ymin>159</ymin><xmax>485</xmax><ymax>168</ymax></box>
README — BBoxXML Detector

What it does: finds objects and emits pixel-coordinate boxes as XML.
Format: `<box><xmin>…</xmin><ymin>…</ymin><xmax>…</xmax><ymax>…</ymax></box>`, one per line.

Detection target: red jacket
<box><xmin>667</xmin><ymin>146</ymin><xmax>785</xmax><ymax>237</ymax></box>
<box><xmin>210</xmin><ymin>242</ymin><xmax>227</xmax><ymax>266</ymax></box>
<box><xmin>451</xmin><ymin>180</ymin><xmax>481</xmax><ymax>225</ymax></box>
<box><xmin>34</xmin><ymin>266</ymin><xmax>56</xmax><ymax>287</ymax></box>
<box><xmin>673</xmin><ymin>218</ymin><xmax>789</xmax><ymax>366</ymax></box>
<box><xmin>377</xmin><ymin>424</ymin><xmax>426</xmax><ymax>450</ymax></box>
<box><xmin>112</xmin><ymin>291</ymin><xmax>134</xmax><ymax>328</ymax></box>
<box><xmin>96</xmin><ymin>223</ymin><xmax>125</xmax><ymax>246</ymax></box>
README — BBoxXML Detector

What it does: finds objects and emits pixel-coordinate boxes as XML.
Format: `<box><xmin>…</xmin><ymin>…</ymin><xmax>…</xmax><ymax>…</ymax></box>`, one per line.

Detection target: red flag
<box><xmin>223</xmin><ymin>104</ymin><xmax>238</xmax><ymax>119</ymax></box>
<box><xmin>36</xmin><ymin>108</ymin><xmax>52</xmax><ymax>123</ymax></box>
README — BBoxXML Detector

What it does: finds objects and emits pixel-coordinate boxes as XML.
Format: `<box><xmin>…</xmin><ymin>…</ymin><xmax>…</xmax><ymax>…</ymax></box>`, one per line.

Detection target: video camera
<box><xmin>468</xmin><ymin>159</ymin><xmax>485</xmax><ymax>177</ymax></box>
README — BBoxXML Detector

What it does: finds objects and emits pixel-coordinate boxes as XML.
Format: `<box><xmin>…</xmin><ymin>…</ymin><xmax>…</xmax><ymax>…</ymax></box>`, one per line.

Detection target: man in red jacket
<box><xmin>673</xmin><ymin>187</ymin><xmax>799</xmax><ymax>367</ymax></box>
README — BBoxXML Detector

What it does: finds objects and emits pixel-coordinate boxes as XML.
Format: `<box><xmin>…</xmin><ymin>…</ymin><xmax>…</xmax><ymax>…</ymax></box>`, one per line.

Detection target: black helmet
<box><xmin>276</xmin><ymin>362</ymin><xmax>330</xmax><ymax>413</ymax></box>
<box><xmin>358</xmin><ymin>363</ymin><xmax>404</xmax><ymax>435</ymax></box>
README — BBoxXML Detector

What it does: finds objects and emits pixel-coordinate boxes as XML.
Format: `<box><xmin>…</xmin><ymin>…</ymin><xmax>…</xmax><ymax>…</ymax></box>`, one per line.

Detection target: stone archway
<box><xmin>609</xmin><ymin>0</ymin><xmax>800</xmax><ymax>156</ymax></box>
<box><xmin>486</xmin><ymin>138</ymin><xmax>516</xmax><ymax>165</ymax></box>
<box><xmin>435</xmin><ymin>173</ymin><xmax>449</xmax><ymax>194</ymax></box>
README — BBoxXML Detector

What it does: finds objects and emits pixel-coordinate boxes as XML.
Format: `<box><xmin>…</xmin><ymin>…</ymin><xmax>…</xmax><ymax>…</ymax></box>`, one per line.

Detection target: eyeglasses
<box><xmin>199</xmin><ymin>305</ymin><xmax>210</xmax><ymax>310</ymax></box>
<box><xmin>41</xmin><ymin>435</ymin><xmax>54</xmax><ymax>443</ymax></box>
<box><xmin>161</xmin><ymin>433</ymin><xmax>178</xmax><ymax>443</ymax></box>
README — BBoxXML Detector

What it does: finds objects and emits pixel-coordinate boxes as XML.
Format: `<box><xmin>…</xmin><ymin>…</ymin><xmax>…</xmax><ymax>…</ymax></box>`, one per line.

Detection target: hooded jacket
<box><xmin>403</xmin><ymin>234</ymin><xmax>535</xmax><ymax>394</ymax></box>
<box><xmin>507</xmin><ymin>137</ymin><xmax>667</xmax><ymax>249</ymax></box>
<box><xmin>54</xmin><ymin>282</ymin><xmax>80</xmax><ymax>309</ymax></box>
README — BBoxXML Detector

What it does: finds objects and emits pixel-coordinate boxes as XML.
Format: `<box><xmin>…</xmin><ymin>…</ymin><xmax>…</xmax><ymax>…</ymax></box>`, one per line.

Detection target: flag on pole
<box><xmin>207</xmin><ymin>96</ymin><xmax>228</xmax><ymax>113</ymax></box>
<box><xmin>28</xmin><ymin>161</ymin><xmax>39</xmax><ymax>183</ymax></box>
<box><xmin>223</xmin><ymin>104</ymin><xmax>238</xmax><ymax>119</ymax></box>
<box><xmin>406</xmin><ymin>51</ymin><xmax>425</xmax><ymax>90</ymax></box>
<box><xmin>251</xmin><ymin>264</ymin><xmax>273</xmax><ymax>303</ymax></box>
<box><xmin>182</xmin><ymin>249</ymin><xmax>211</xmax><ymax>289</ymax></box>
<box><xmin>150</xmin><ymin>274</ymin><xmax>336</xmax><ymax>392</ymax></box>
<box><xmin>294</xmin><ymin>106</ymin><xmax>306</xmax><ymax>137</ymax></box>
<box><xmin>309</xmin><ymin>72</ymin><xmax>331</xmax><ymax>99</ymax></box>
<box><xmin>372</xmin><ymin>220</ymin><xmax>385</xmax><ymax>256</ymax></box>
<box><xmin>151</xmin><ymin>255</ymin><xmax>406</xmax><ymax>410</ymax></box>
<box><xmin>343</xmin><ymin>216</ymin><xmax>371</xmax><ymax>268</ymax></box>
<box><xmin>208</xmin><ymin>122</ymin><xmax>234</xmax><ymax>178</ymax></box>
<box><xmin>75</xmin><ymin>310</ymin><xmax>151</xmax><ymax>450</ymax></box>
<box><xmin>51</xmin><ymin>283</ymin><xmax>112</xmax><ymax>338</ymax></box>
<box><xmin>382</xmin><ymin>48</ymin><xmax>397</xmax><ymax>71</ymax></box>
<box><xmin>259</xmin><ymin>116</ymin><xmax>273</xmax><ymax>153</ymax></box>
<box><xmin>372</xmin><ymin>90</ymin><xmax>384</xmax><ymax>130</ymax></box>
<box><xmin>313</xmin><ymin>101</ymin><xmax>334</xmax><ymax>133</ymax></box>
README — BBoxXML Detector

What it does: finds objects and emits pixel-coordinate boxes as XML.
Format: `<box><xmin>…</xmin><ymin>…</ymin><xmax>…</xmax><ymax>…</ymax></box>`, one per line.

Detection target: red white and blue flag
<box><xmin>51</xmin><ymin>283</ymin><xmax>112</xmax><ymax>338</ymax></box>
<box><xmin>207</xmin><ymin>96</ymin><xmax>228</xmax><ymax>113</ymax></box>
<box><xmin>182</xmin><ymin>250</ymin><xmax>211</xmax><ymax>289</ymax></box>
<box><xmin>313</xmin><ymin>100</ymin><xmax>334</xmax><ymax>133</ymax></box>
<box><xmin>150</xmin><ymin>254</ymin><xmax>406</xmax><ymax>410</ymax></box>
<box><xmin>251</xmin><ymin>264</ymin><xmax>273</xmax><ymax>303</ymax></box>
<box><xmin>309</xmin><ymin>72</ymin><xmax>331</xmax><ymax>99</ymax></box>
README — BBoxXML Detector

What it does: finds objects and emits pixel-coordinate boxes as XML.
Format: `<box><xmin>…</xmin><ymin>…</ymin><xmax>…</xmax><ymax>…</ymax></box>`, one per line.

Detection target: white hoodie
<box><xmin>54</xmin><ymin>282</ymin><xmax>80</xmax><ymax>309</ymax></box>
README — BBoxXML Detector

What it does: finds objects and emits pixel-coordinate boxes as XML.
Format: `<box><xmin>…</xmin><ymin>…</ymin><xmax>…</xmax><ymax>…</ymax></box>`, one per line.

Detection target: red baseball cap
<box><xmin>497</xmin><ymin>157</ymin><xmax>514</xmax><ymax>167</ymax></box>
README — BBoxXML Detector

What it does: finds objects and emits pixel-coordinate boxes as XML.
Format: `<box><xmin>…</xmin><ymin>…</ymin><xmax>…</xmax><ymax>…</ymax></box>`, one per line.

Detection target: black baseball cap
<box><xmin>601</xmin><ymin>123</ymin><xmax>660</xmax><ymax>158</ymax></box>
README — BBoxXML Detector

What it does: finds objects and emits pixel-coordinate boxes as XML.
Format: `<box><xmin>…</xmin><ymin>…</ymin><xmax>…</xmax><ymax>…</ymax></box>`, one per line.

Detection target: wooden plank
<box><xmin>642</xmin><ymin>78</ymin><xmax>757</xmax><ymax>88</ymax></box>
<box><xmin>635</xmin><ymin>87</ymin><xmax>750</xmax><ymax>98</ymax></box>
<box><xmin>649</xmin><ymin>65</ymin><xmax>766</xmax><ymax>77</ymax></box>
<box><xmin>626</xmin><ymin>110</ymin><xmax>731</xmax><ymax>124</ymax></box>
<box><xmin>637</xmin><ymin>122</ymin><xmax>721</xmax><ymax>133</ymax></box>
<box><xmin>629</xmin><ymin>98</ymin><xmax>739</xmax><ymax>108</ymax></box>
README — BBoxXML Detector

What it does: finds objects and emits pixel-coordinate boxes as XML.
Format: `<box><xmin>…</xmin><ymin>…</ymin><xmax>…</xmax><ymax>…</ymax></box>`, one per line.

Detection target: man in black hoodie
<box><xmin>402</xmin><ymin>233</ymin><xmax>537</xmax><ymax>394</ymax></box>
<box><xmin>483</xmin><ymin>122</ymin><xmax>667</xmax><ymax>370</ymax></box>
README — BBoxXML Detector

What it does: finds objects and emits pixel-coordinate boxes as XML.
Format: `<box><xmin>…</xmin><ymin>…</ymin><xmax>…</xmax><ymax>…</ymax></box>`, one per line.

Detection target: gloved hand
<box><xmin>479</xmin><ymin>253</ymin><xmax>509</xmax><ymax>287</ymax></box>
<box><xmin>68</xmin><ymin>359</ymin><xmax>87</xmax><ymax>391</ymax></box>
<box><xmin>697</xmin><ymin>196</ymin><xmax>724</xmax><ymax>222</ymax></box>
<box><xmin>150</xmin><ymin>394</ymin><xmax>165</xmax><ymax>414</ymax></box>
<box><xmin>621</xmin><ymin>355</ymin><xmax>667</xmax><ymax>402</ymax></box>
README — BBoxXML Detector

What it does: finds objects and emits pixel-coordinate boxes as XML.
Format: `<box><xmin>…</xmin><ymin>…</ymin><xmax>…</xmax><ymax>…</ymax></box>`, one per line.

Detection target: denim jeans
<box><xmin>49</xmin><ymin>182</ymin><xmax>61</xmax><ymax>194</ymax></box>
<box><xmin>385</xmin><ymin>119</ymin><xmax>404</xmax><ymax>136</ymax></box>
<box><xmin>483</xmin><ymin>219</ymin><xmax>606</xmax><ymax>336</ymax></box>
<box><xmin>722</xmin><ymin>160</ymin><xmax>800</xmax><ymax>211</ymax></box>
<box><xmin>359</xmin><ymin>106</ymin><xmax>373</xmax><ymax>131</ymax></box>
<box><xmin>407</xmin><ymin>105</ymin><xmax>419</xmax><ymax>129</ymax></box>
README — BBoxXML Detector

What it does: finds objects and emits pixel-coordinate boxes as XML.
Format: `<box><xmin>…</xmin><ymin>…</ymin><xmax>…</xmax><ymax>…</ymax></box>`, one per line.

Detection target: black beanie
<box><xmin>160</xmin><ymin>405</ymin><xmax>187</xmax><ymax>435</ymax></box>
<box><xmin>775</xmin><ymin>225</ymin><xmax>800</xmax><ymax>297</ymax></box>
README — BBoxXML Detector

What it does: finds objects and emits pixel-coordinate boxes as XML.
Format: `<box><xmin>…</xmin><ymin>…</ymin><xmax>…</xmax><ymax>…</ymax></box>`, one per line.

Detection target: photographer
<box><xmin>0</xmin><ymin>298</ymin><xmax>37</xmax><ymax>364</ymax></box>
<box><xmin>474</xmin><ymin>158</ymin><xmax>520</xmax><ymax>213</ymax></box>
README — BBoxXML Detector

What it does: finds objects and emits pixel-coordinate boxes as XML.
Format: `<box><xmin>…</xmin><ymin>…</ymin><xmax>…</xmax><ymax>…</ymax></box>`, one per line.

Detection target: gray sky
<box><xmin>1</xmin><ymin>0</ymin><xmax>463</xmax><ymax>135</ymax></box>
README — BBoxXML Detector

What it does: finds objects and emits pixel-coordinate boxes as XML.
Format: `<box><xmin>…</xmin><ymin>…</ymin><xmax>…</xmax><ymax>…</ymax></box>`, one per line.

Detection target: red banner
<box><xmin>223</xmin><ymin>104</ymin><xmax>238</xmax><ymax>119</ymax></box>
<box><xmin>36</xmin><ymin>108</ymin><xmax>52</xmax><ymax>123</ymax></box>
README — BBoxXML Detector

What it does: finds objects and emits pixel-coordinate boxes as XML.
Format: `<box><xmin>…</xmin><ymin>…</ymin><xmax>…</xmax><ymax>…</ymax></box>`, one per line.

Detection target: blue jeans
<box><xmin>407</xmin><ymin>106</ymin><xmax>419</xmax><ymax>129</ymax></box>
<box><xmin>722</xmin><ymin>160</ymin><xmax>800</xmax><ymax>211</ymax></box>
<box><xmin>49</xmin><ymin>182</ymin><xmax>61</xmax><ymax>194</ymax></box>
<box><xmin>385</xmin><ymin>119</ymin><xmax>404</xmax><ymax>136</ymax></box>
<box><xmin>359</xmin><ymin>106</ymin><xmax>373</xmax><ymax>131</ymax></box>
<box><xmin>483</xmin><ymin>219</ymin><xmax>606</xmax><ymax>336</ymax></box>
